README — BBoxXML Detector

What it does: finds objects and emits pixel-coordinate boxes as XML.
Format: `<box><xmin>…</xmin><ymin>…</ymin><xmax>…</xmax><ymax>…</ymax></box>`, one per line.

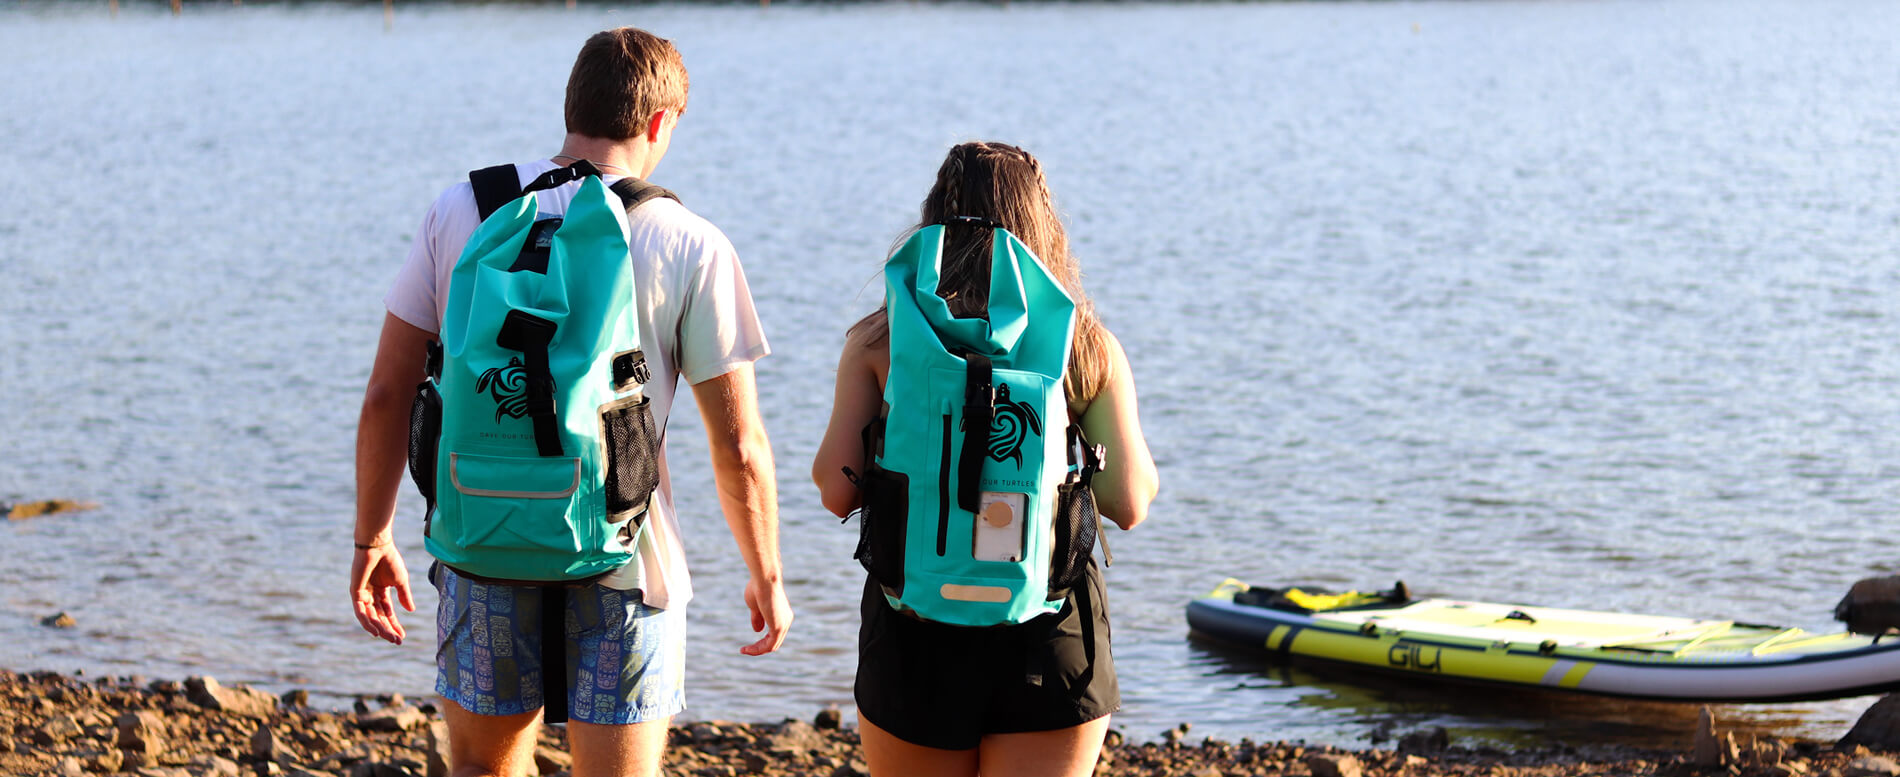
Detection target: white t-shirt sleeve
<box><xmin>677</xmin><ymin>229</ymin><xmax>771</xmax><ymax>384</ymax></box>
<box><xmin>384</xmin><ymin>196</ymin><xmax>447</xmax><ymax>334</ymax></box>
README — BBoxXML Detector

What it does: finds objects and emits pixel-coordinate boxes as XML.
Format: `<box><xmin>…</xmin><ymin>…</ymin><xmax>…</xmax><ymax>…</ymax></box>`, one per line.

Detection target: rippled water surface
<box><xmin>4</xmin><ymin>0</ymin><xmax>1899</xmax><ymax>750</ymax></box>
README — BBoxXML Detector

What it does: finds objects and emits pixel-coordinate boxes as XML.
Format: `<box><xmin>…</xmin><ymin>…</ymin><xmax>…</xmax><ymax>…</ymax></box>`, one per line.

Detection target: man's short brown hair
<box><xmin>564</xmin><ymin>27</ymin><xmax>688</xmax><ymax>141</ymax></box>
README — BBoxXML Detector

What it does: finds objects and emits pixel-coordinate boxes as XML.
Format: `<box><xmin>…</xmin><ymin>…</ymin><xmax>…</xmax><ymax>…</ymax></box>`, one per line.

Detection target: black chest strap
<box><xmin>472</xmin><ymin>162</ymin><xmax>681</xmax><ymax>222</ymax></box>
<box><xmin>610</xmin><ymin>177</ymin><xmax>681</xmax><ymax>212</ymax></box>
<box><xmin>469</xmin><ymin>164</ymin><xmax>523</xmax><ymax>221</ymax></box>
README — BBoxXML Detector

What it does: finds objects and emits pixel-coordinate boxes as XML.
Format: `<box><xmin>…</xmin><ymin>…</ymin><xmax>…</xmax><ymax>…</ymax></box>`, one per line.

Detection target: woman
<box><xmin>812</xmin><ymin>141</ymin><xmax>1159</xmax><ymax>777</ymax></box>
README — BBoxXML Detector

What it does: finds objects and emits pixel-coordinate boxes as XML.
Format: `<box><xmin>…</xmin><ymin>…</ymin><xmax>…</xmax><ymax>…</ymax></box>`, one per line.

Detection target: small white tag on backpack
<box><xmin>972</xmin><ymin>491</ymin><xmax>1026</xmax><ymax>562</ymax></box>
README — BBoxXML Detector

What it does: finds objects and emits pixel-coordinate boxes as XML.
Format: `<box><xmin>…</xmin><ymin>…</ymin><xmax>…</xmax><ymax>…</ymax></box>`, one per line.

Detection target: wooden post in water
<box><xmin>383</xmin><ymin>0</ymin><xmax>393</xmax><ymax>31</ymax></box>
<box><xmin>170</xmin><ymin>0</ymin><xmax>180</xmax><ymax>15</ymax></box>
<box><xmin>566</xmin><ymin>0</ymin><xmax>575</xmax><ymax>9</ymax></box>
<box><xmin>109</xmin><ymin>0</ymin><xmax>118</xmax><ymax>18</ymax></box>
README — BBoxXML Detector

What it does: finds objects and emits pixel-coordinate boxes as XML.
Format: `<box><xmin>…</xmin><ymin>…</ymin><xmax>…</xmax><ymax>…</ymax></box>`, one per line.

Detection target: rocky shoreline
<box><xmin>3</xmin><ymin>668</ymin><xmax>1898</xmax><ymax>777</ymax></box>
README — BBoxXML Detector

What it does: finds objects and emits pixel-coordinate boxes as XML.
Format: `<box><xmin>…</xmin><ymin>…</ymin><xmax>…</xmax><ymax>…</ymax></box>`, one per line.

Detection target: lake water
<box><xmin>4</xmin><ymin>0</ymin><xmax>1899</xmax><ymax>751</ymax></box>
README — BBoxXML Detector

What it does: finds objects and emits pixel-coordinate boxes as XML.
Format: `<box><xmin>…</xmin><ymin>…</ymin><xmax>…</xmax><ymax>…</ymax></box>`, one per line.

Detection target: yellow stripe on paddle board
<box><xmin>1287</xmin><ymin>628</ymin><xmax>1594</xmax><ymax>686</ymax></box>
<box><xmin>1536</xmin><ymin>659</ymin><xmax>1597</xmax><ymax>688</ymax></box>
<box><xmin>1265</xmin><ymin>625</ymin><xmax>1291</xmax><ymax>651</ymax></box>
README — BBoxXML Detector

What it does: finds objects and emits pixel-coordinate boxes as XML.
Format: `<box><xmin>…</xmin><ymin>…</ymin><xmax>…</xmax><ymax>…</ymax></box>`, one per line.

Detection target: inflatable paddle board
<box><xmin>1186</xmin><ymin>579</ymin><xmax>1900</xmax><ymax>702</ymax></box>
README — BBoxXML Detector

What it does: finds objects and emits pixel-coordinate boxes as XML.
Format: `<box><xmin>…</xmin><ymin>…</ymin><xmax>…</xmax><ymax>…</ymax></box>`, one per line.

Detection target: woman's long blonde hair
<box><xmin>851</xmin><ymin>142</ymin><xmax>1112</xmax><ymax>404</ymax></box>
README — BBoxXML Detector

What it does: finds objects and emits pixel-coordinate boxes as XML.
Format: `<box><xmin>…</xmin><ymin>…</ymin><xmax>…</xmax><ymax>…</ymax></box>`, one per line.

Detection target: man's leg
<box><xmin>567</xmin><ymin>718</ymin><xmax>671</xmax><ymax>777</ymax></box>
<box><xmin>562</xmin><ymin>585</ymin><xmax>688</xmax><ymax>777</ymax></box>
<box><xmin>443</xmin><ymin>701</ymin><xmax>541</xmax><ymax>777</ymax></box>
<box><xmin>433</xmin><ymin>567</ymin><xmax>555</xmax><ymax>777</ymax></box>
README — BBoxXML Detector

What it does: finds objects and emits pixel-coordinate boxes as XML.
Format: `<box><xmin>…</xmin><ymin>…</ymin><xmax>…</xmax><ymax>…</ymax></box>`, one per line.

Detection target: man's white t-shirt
<box><xmin>384</xmin><ymin>159</ymin><xmax>769</xmax><ymax>610</ymax></box>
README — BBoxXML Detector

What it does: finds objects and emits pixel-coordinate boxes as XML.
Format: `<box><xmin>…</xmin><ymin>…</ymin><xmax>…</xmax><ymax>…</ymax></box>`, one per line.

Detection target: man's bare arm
<box><xmin>691</xmin><ymin>363</ymin><xmax>792</xmax><ymax>655</ymax></box>
<box><xmin>349</xmin><ymin>313</ymin><xmax>432</xmax><ymax>644</ymax></box>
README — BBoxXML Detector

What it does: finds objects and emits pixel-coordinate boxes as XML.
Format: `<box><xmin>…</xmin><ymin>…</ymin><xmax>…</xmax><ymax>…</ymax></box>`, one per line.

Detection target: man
<box><xmin>347</xmin><ymin>27</ymin><xmax>792</xmax><ymax>777</ymax></box>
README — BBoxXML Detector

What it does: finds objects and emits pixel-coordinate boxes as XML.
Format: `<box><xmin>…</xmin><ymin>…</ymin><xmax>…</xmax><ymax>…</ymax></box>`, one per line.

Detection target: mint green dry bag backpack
<box><xmin>407</xmin><ymin>161</ymin><xmax>674</xmax><ymax>585</ymax></box>
<box><xmin>852</xmin><ymin>219</ymin><xmax>1105</xmax><ymax>627</ymax></box>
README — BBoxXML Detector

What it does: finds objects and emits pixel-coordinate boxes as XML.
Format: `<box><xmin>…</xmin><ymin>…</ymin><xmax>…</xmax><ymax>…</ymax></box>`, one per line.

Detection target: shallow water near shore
<box><xmin>4</xmin><ymin>0</ymin><xmax>1899</xmax><ymax>751</ymax></box>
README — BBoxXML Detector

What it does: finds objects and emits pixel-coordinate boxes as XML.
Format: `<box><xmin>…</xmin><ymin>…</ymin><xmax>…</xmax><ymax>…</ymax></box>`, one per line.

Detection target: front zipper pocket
<box><xmin>446</xmin><ymin>451</ymin><xmax>586</xmax><ymax>552</ymax></box>
<box><xmin>936</xmin><ymin>412</ymin><xmax>953</xmax><ymax>557</ymax></box>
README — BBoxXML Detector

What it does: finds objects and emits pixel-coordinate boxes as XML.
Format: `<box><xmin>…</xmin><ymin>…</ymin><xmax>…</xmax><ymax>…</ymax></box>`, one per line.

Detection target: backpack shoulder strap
<box><xmin>468</xmin><ymin>164</ymin><xmax>522</xmax><ymax>221</ymax></box>
<box><xmin>608</xmin><ymin>177</ymin><xmax>681</xmax><ymax>214</ymax></box>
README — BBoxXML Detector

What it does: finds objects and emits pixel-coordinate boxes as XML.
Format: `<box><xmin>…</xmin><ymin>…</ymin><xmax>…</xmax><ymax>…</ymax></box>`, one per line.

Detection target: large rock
<box><xmin>424</xmin><ymin>720</ymin><xmax>450</xmax><ymax>777</ymax></box>
<box><xmin>1837</xmin><ymin>576</ymin><xmax>1900</xmax><ymax>635</ymax></box>
<box><xmin>250</xmin><ymin>725</ymin><xmax>277</xmax><ymax>762</ymax></box>
<box><xmin>764</xmin><ymin>719</ymin><xmax>827</xmax><ymax>755</ymax></box>
<box><xmin>189</xmin><ymin>755</ymin><xmax>241</xmax><ymax>777</ymax></box>
<box><xmin>116</xmin><ymin>711</ymin><xmax>168</xmax><ymax>758</ymax></box>
<box><xmin>1694</xmin><ymin>706</ymin><xmax>1724</xmax><ymax>767</ymax></box>
<box><xmin>1847</xmin><ymin>755</ymin><xmax>1900</xmax><ymax>777</ymax></box>
<box><xmin>1842</xmin><ymin>695</ymin><xmax>1900</xmax><ymax>750</ymax></box>
<box><xmin>532</xmin><ymin>746</ymin><xmax>571</xmax><ymax>775</ymax></box>
<box><xmin>1306</xmin><ymin>753</ymin><xmax>1364</xmax><ymax>777</ymax></box>
<box><xmin>182</xmin><ymin>677</ymin><xmax>277</xmax><ymax>718</ymax></box>
<box><xmin>1397</xmin><ymin>726</ymin><xmax>1449</xmax><ymax>755</ymax></box>
<box><xmin>356</xmin><ymin>705</ymin><xmax>426</xmax><ymax>732</ymax></box>
<box><xmin>87</xmin><ymin>747</ymin><xmax>123</xmax><ymax>773</ymax></box>
<box><xmin>35</xmin><ymin>714</ymin><xmax>84</xmax><ymax>745</ymax></box>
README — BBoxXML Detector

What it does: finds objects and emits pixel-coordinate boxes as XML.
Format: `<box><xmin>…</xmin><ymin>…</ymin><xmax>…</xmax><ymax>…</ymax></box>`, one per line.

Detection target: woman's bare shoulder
<box><xmin>844</xmin><ymin>320</ymin><xmax>890</xmax><ymax>364</ymax></box>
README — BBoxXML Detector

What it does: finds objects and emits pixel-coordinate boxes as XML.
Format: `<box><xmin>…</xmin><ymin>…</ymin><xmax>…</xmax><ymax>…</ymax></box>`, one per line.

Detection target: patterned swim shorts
<box><xmin>431</xmin><ymin>563</ymin><xmax>686</xmax><ymax>725</ymax></box>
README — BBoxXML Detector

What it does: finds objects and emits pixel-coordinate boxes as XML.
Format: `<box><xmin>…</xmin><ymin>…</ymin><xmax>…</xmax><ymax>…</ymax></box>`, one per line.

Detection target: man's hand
<box><xmin>741</xmin><ymin>574</ymin><xmax>793</xmax><ymax>656</ymax></box>
<box><xmin>350</xmin><ymin>544</ymin><xmax>415</xmax><ymax>644</ymax></box>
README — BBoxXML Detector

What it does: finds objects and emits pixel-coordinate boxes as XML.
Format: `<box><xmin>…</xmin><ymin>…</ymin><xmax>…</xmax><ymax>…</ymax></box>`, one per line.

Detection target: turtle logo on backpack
<box><xmin>985</xmin><ymin>382</ymin><xmax>1043</xmax><ymax>468</ymax></box>
<box><xmin>475</xmin><ymin>357</ymin><xmax>530</xmax><ymax>422</ymax></box>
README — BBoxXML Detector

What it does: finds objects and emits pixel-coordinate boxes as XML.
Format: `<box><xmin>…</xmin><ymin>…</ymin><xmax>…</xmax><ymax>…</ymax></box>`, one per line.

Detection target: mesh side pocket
<box><xmin>853</xmin><ymin>465</ymin><xmax>909</xmax><ymax>595</ymax></box>
<box><xmin>407</xmin><ymin>381</ymin><xmax>442</xmax><ymax>509</ymax></box>
<box><xmin>1047</xmin><ymin>481</ymin><xmax>1097</xmax><ymax>598</ymax></box>
<box><xmin>600</xmin><ymin>396</ymin><xmax>659</xmax><ymax>523</ymax></box>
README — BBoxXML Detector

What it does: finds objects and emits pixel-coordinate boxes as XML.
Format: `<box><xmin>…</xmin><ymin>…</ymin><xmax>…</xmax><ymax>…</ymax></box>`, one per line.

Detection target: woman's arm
<box><xmin>1079</xmin><ymin>331</ymin><xmax>1158</xmax><ymax>531</ymax></box>
<box><xmin>812</xmin><ymin>329</ymin><xmax>887</xmax><ymax>518</ymax></box>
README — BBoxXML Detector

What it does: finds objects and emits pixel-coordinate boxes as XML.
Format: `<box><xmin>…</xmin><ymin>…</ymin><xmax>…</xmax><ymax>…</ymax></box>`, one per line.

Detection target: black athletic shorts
<box><xmin>853</xmin><ymin>562</ymin><xmax>1120</xmax><ymax>750</ymax></box>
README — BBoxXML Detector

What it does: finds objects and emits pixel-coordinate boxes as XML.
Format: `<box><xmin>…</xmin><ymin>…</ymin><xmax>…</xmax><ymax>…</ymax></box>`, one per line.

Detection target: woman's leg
<box><xmin>859</xmin><ymin>710</ymin><xmax>980</xmax><ymax>777</ymax></box>
<box><xmin>975</xmin><ymin>716</ymin><xmax>1112</xmax><ymax>777</ymax></box>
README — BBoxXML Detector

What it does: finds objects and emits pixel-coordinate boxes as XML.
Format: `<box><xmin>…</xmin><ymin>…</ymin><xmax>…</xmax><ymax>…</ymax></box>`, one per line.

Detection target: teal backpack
<box><xmin>852</xmin><ymin>219</ymin><xmax>1104</xmax><ymax>627</ymax></box>
<box><xmin>407</xmin><ymin>161</ymin><xmax>674</xmax><ymax>585</ymax></box>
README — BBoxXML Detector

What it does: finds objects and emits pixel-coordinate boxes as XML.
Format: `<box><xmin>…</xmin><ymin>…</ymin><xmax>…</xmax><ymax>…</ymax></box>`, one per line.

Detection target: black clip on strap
<box><xmin>523</xmin><ymin>159</ymin><xmax>602</xmax><ymax>195</ymax></box>
<box><xmin>1070</xmin><ymin>425</ymin><xmax>1104</xmax><ymax>485</ymax></box>
<box><xmin>938</xmin><ymin>215</ymin><xmax>1003</xmax><ymax>230</ymax></box>
<box><xmin>957</xmin><ymin>352</ymin><xmax>994</xmax><ymax>514</ymax></box>
<box><xmin>424</xmin><ymin>340</ymin><xmax>444</xmax><ymax>381</ymax></box>
<box><xmin>496</xmin><ymin>310</ymin><xmax>564</xmax><ymax>457</ymax></box>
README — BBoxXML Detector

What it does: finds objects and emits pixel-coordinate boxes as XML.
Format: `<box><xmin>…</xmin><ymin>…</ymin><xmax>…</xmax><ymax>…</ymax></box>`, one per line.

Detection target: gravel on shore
<box><xmin>2</xmin><ymin>668</ymin><xmax>1893</xmax><ymax>777</ymax></box>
